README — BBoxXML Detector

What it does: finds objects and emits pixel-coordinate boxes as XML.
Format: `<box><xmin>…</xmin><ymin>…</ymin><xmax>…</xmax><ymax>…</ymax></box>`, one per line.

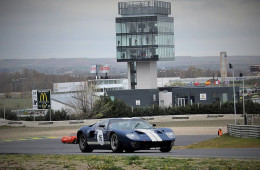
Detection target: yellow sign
<box><xmin>39</xmin><ymin>93</ymin><xmax>48</xmax><ymax>102</ymax></box>
<box><xmin>37</xmin><ymin>90</ymin><xmax>51</xmax><ymax>109</ymax></box>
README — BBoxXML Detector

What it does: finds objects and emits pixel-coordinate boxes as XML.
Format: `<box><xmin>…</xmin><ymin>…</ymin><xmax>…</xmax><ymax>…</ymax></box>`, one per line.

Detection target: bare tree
<box><xmin>70</xmin><ymin>82</ymin><xmax>97</xmax><ymax>118</ymax></box>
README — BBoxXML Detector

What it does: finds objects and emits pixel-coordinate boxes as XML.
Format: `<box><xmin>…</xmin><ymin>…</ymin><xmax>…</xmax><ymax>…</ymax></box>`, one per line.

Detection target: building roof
<box><xmin>118</xmin><ymin>1</ymin><xmax>171</xmax><ymax>16</ymax></box>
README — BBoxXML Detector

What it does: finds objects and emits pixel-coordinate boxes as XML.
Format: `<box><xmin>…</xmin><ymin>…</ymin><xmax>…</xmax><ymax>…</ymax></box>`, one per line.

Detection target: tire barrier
<box><xmin>141</xmin><ymin>117</ymin><xmax>154</xmax><ymax>121</ymax></box>
<box><xmin>69</xmin><ymin>120</ymin><xmax>84</xmax><ymax>124</ymax></box>
<box><xmin>227</xmin><ymin>124</ymin><xmax>260</xmax><ymax>138</ymax></box>
<box><xmin>207</xmin><ymin>114</ymin><xmax>224</xmax><ymax>118</ymax></box>
<box><xmin>38</xmin><ymin>122</ymin><xmax>54</xmax><ymax>125</ymax></box>
<box><xmin>8</xmin><ymin>121</ymin><xmax>23</xmax><ymax>124</ymax></box>
<box><xmin>172</xmin><ymin>116</ymin><xmax>189</xmax><ymax>119</ymax></box>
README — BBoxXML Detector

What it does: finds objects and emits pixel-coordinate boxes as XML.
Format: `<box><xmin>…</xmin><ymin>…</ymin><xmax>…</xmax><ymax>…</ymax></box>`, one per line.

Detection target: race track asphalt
<box><xmin>0</xmin><ymin>135</ymin><xmax>259</xmax><ymax>159</ymax></box>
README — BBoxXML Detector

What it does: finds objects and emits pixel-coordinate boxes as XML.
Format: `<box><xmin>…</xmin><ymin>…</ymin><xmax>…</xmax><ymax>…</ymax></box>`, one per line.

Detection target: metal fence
<box><xmin>227</xmin><ymin>124</ymin><xmax>260</xmax><ymax>138</ymax></box>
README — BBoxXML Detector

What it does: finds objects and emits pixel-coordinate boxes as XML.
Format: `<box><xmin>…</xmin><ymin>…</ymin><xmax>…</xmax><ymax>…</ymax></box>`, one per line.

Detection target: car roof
<box><xmin>95</xmin><ymin>118</ymin><xmax>143</xmax><ymax>125</ymax></box>
<box><xmin>108</xmin><ymin>118</ymin><xmax>142</xmax><ymax>120</ymax></box>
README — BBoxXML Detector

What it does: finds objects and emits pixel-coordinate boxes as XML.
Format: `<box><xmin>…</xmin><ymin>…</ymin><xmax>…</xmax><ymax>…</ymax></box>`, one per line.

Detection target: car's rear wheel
<box><xmin>73</xmin><ymin>139</ymin><xmax>77</xmax><ymax>144</ymax></box>
<box><xmin>110</xmin><ymin>133</ymin><xmax>123</xmax><ymax>153</ymax></box>
<box><xmin>79</xmin><ymin>133</ymin><xmax>93</xmax><ymax>152</ymax></box>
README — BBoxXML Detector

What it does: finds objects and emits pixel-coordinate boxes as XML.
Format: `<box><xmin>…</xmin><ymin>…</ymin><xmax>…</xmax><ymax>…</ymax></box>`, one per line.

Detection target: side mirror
<box><xmin>153</xmin><ymin>124</ymin><xmax>156</xmax><ymax>127</ymax></box>
<box><xmin>99</xmin><ymin>124</ymin><xmax>105</xmax><ymax>128</ymax></box>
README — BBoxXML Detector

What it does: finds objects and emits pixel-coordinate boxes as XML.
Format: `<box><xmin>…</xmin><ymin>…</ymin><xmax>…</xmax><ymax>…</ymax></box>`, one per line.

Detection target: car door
<box><xmin>88</xmin><ymin>120</ymin><xmax>110</xmax><ymax>149</ymax></box>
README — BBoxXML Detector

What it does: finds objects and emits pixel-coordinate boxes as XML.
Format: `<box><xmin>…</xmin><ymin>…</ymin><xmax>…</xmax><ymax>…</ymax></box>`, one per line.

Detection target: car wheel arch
<box><xmin>77</xmin><ymin>131</ymin><xmax>84</xmax><ymax>143</ymax></box>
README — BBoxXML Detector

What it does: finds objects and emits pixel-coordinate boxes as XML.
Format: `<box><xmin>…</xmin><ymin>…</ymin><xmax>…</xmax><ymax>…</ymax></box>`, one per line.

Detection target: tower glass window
<box><xmin>116</xmin><ymin>1</ymin><xmax>174</xmax><ymax>62</ymax></box>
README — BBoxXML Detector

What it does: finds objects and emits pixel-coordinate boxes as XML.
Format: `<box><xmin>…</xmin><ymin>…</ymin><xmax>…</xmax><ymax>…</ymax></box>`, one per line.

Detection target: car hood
<box><xmin>112</xmin><ymin>128</ymin><xmax>175</xmax><ymax>141</ymax></box>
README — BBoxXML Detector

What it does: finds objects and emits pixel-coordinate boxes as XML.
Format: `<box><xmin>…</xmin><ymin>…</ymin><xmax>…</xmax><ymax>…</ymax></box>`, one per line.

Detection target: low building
<box><xmin>107</xmin><ymin>89</ymin><xmax>159</xmax><ymax>108</ymax></box>
<box><xmin>159</xmin><ymin>86</ymin><xmax>239</xmax><ymax>107</ymax></box>
<box><xmin>107</xmin><ymin>86</ymin><xmax>239</xmax><ymax>108</ymax></box>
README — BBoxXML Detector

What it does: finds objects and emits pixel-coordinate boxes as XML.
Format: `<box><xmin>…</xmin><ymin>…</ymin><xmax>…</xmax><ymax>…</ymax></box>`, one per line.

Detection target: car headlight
<box><xmin>126</xmin><ymin>133</ymin><xmax>139</xmax><ymax>140</ymax></box>
<box><xmin>165</xmin><ymin>132</ymin><xmax>175</xmax><ymax>139</ymax></box>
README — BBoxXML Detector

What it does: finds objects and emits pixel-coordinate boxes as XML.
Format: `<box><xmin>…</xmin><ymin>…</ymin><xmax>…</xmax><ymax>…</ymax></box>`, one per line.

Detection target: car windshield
<box><xmin>108</xmin><ymin>119</ymin><xmax>153</xmax><ymax>130</ymax></box>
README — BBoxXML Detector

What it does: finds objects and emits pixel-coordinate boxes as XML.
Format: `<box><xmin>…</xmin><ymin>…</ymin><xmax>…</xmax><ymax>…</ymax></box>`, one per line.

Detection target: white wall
<box><xmin>51</xmin><ymin>99</ymin><xmax>74</xmax><ymax>113</ymax></box>
<box><xmin>159</xmin><ymin>91</ymin><xmax>172</xmax><ymax>107</ymax></box>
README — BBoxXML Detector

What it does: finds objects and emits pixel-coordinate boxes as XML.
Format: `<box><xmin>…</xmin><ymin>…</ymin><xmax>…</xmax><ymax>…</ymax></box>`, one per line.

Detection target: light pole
<box><xmin>229</xmin><ymin>63</ymin><xmax>237</xmax><ymax>125</ymax></box>
<box><xmin>240</xmin><ymin>73</ymin><xmax>247</xmax><ymax>125</ymax></box>
<box><xmin>12</xmin><ymin>79</ymin><xmax>19</xmax><ymax>92</ymax></box>
<box><xmin>160</xmin><ymin>69</ymin><xmax>165</xmax><ymax>87</ymax></box>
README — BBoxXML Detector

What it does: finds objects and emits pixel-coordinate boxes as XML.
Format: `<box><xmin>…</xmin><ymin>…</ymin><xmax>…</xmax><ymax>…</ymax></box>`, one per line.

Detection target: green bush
<box><xmin>0</xmin><ymin>108</ymin><xmax>18</xmax><ymax>120</ymax></box>
<box><xmin>91</xmin><ymin>98</ymin><xmax>260</xmax><ymax>118</ymax></box>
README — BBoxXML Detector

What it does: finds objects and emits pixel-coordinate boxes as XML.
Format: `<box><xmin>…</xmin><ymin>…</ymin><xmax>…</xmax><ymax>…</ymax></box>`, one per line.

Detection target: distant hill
<box><xmin>0</xmin><ymin>56</ymin><xmax>259</xmax><ymax>74</ymax></box>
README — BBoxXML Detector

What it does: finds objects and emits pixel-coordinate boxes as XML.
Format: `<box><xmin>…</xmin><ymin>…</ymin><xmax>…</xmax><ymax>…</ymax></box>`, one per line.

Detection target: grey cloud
<box><xmin>0</xmin><ymin>0</ymin><xmax>259</xmax><ymax>59</ymax></box>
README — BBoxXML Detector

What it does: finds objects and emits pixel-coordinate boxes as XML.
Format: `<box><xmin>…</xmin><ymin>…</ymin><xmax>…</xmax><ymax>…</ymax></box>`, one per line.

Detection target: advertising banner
<box><xmin>100</xmin><ymin>64</ymin><xmax>110</xmax><ymax>74</ymax></box>
<box><xmin>35</xmin><ymin>90</ymin><xmax>51</xmax><ymax>109</ymax></box>
<box><xmin>90</xmin><ymin>65</ymin><xmax>97</xmax><ymax>73</ymax></box>
<box><xmin>90</xmin><ymin>64</ymin><xmax>110</xmax><ymax>74</ymax></box>
<box><xmin>32</xmin><ymin>90</ymin><xmax>38</xmax><ymax>110</ymax></box>
<box><xmin>200</xmin><ymin>93</ymin><xmax>207</xmax><ymax>100</ymax></box>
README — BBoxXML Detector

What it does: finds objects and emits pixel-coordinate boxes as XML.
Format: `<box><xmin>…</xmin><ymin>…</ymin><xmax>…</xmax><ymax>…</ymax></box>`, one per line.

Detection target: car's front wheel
<box><xmin>110</xmin><ymin>133</ymin><xmax>123</xmax><ymax>153</ymax></box>
<box><xmin>160</xmin><ymin>145</ymin><xmax>172</xmax><ymax>152</ymax></box>
<box><xmin>79</xmin><ymin>133</ymin><xmax>93</xmax><ymax>152</ymax></box>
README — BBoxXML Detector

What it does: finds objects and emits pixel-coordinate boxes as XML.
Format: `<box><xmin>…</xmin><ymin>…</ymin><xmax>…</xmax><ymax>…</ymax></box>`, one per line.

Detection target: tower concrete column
<box><xmin>136</xmin><ymin>61</ymin><xmax>157</xmax><ymax>89</ymax></box>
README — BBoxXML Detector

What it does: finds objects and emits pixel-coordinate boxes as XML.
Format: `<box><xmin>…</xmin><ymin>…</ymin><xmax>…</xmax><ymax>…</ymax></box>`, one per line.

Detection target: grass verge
<box><xmin>0</xmin><ymin>95</ymin><xmax>31</xmax><ymax>110</ymax></box>
<box><xmin>176</xmin><ymin>134</ymin><xmax>260</xmax><ymax>149</ymax></box>
<box><xmin>0</xmin><ymin>154</ymin><xmax>259</xmax><ymax>170</ymax></box>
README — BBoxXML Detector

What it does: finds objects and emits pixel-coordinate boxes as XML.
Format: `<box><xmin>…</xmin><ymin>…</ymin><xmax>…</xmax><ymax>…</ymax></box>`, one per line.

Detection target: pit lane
<box><xmin>0</xmin><ymin>135</ymin><xmax>259</xmax><ymax>159</ymax></box>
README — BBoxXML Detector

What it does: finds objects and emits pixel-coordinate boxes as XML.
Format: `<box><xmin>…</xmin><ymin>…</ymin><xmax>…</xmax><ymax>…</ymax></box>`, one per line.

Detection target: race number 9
<box><xmin>97</xmin><ymin>130</ymin><xmax>104</xmax><ymax>145</ymax></box>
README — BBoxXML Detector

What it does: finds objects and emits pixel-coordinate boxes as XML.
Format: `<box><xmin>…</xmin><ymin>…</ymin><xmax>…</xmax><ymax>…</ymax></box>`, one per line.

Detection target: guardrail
<box><xmin>172</xmin><ymin>116</ymin><xmax>189</xmax><ymax>119</ymax></box>
<box><xmin>227</xmin><ymin>124</ymin><xmax>260</xmax><ymax>138</ymax></box>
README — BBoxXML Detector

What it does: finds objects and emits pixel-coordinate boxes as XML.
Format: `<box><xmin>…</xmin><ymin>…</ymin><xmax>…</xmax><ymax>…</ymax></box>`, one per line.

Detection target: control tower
<box><xmin>116</xmin><ymin>1</ymin><xmax>175</xmax><ymax>89</ymax></box>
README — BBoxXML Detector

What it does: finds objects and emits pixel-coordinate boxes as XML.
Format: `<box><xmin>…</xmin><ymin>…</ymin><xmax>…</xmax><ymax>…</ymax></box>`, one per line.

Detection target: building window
<box><xmin>153</xmin><ymin>94</ymin><xmax>156</xmax><ymax>101</ymax></box>
<box><xmin>116</xmin><ymin>16</ymin><xmax>174</xmax><ymax>62</ymax></box>
<box><xmin>136</xmin><ymin>100</ymin><xmax>140</xmax><ymax>106</ymax></box>
<box><xmin>190</xmin><ymin>93</ymin><xmax>195</xmax><ymax>105</ymax></box>
<box><xmin>222</xmin><ymin>93</ymin><xmax>228</xmax><ymax>103</ymax></box>
<box><xmin>212</xmin><ymin>93</ymin><xmax>220</xmax><ymax>103</ymax></box>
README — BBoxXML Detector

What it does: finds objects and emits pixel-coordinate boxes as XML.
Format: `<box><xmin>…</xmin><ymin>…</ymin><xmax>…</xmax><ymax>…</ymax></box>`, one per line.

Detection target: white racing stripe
<box><xmin>137</xmin><ymin>129</ymin><xmax>162</xmax><ymax>142</ymax></box>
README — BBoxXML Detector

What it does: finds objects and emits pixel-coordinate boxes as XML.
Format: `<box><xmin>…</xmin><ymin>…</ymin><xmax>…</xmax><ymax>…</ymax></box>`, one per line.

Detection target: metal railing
<box><xmin>118</xmin><ymin>1</ymin><xmax>171</xmax><ymax>15</ymax></box>
<box><xmin>227</xmin><ymin>124</ymin><xmax>260</xmax><ymax>138</ymax></box>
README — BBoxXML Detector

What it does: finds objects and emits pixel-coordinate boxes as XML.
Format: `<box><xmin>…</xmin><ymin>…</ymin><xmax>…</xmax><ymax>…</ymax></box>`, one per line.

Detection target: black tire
<box><xmin>125</xmin><ymin>148</ymin><xmax>135</xmax><ymax>153</ymax></box>
<box><xmin>79</xmin><ymin>133</ymin><xmax>93</xmax><ymax>152</ymax></box>
<box><xmin>73</xmin><ymin>139</ymin><xmax>77</xmax><ymax>144</ymax></box>
<box><xmin>110</xmin><ymin>133</ymin><xmax>123</xmax><ymax>153</ymax></box>
<box><xmin>160</xmin><ymin>145</ymin><xmax>172</xmax><ymax>152</ymax></box>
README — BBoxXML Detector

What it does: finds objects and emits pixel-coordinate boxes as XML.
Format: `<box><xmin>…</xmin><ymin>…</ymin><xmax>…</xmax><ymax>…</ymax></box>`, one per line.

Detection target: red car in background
<box><xmin>61</xmin><ymin>133</ymin><xmax>77</xmax><ymax>144</ymax></box>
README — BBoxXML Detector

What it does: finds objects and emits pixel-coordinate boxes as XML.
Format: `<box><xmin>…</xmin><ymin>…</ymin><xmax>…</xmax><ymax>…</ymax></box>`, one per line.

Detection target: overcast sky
<box><xmin>0</xmin><ymin>0</ymin><xmax>260</xmax><ymax>59</ymax></box>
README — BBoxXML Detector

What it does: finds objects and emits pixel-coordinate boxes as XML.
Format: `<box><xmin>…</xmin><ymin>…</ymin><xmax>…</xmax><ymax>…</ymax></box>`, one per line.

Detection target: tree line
<box><xmin>0</xmin><ymin>69</ymin><xmax>85</xmax><ymax>93</ymax></box>
<box><xmin>1</xmin><ymin>97</ymin><xmax>259</xmax><ymax>121</ymax></box>
<box><xmin>1</xmin><ymin>66</ymin><xmax>251</xmax><ymax>93</ymax></box>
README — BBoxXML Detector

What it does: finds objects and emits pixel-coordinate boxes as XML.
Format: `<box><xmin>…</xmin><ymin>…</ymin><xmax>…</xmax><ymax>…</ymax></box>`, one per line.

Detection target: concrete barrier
<box><xmin>227</xmin><ymin>124</ymin><xmax>260</xmax><ymax>138</ymax></box>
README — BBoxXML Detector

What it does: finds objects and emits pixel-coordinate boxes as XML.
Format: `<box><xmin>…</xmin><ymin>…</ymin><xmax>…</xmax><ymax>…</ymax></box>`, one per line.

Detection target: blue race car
<box><xmin>77</xmin><ymin>118</ymin><xmax>175</xmax><ymax>153</ymax></box>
